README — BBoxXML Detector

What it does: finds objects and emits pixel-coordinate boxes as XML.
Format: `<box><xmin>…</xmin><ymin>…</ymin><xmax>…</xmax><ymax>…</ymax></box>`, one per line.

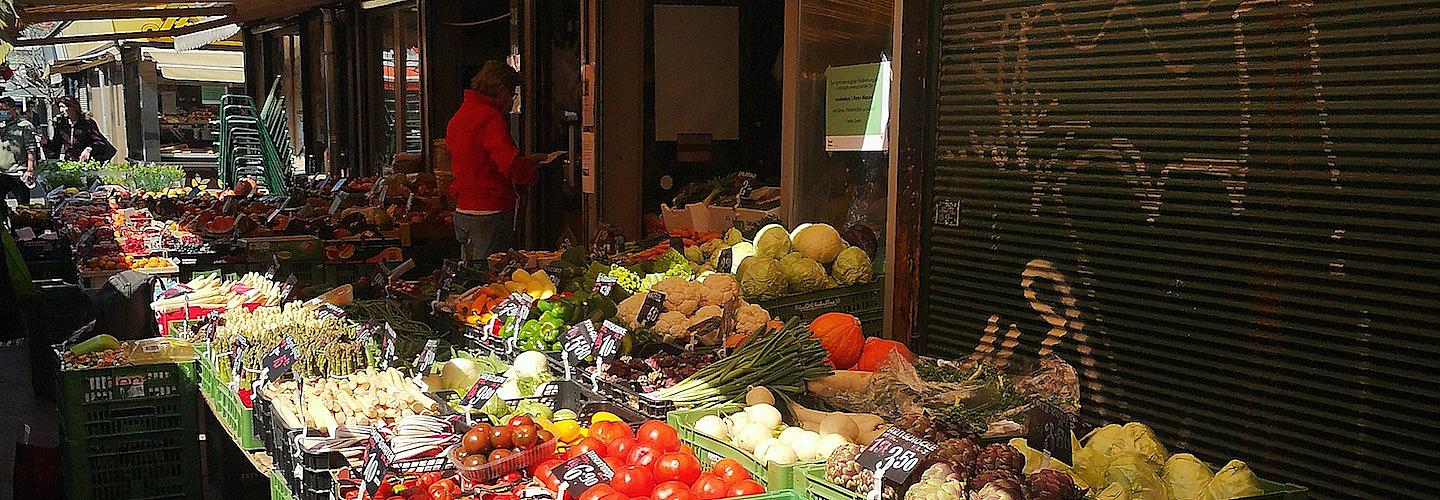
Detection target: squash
<box><xmin>854</xmin><ymin>337</ymin><xmax>916</xmax><ymax>371</ymax></box>
<box><xmin>808</xmin><ymin>312</ymin><xmax>864</xmax><ymax>369</ymax></box>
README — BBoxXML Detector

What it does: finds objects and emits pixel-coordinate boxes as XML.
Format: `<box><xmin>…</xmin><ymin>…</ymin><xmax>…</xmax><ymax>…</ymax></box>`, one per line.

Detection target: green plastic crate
<box><xmin>795</xmin><ymin>463</ymin><xmax>861</xmax><ymax>500</ymax></box>
<box><xmin>755</xmin><ymin>280</ymin><xmax>884</xmax><ymax>336</ymax></box>
<box><xmin>669</xmin><ymin>405</ymin><xmax>822</xmax><ymax>492</ymax></box>
<box><xmin>270</xmin><ymin>470</ymin><xmax>295</xmax><ymax>500</ymax></box>
<box><xmin>735</xmin><ymin>491</ymin><xmax>805</xmax><ymax>500</ymax></box>
<box><xmin>199</xmin><ymin>358</ymin><xmax>264</xmax><ymax>450</ymax></box>
<box><xmin>62</xmin><ymin>430</ymin><xmax>202</xmax><ymax>499</ymax></box>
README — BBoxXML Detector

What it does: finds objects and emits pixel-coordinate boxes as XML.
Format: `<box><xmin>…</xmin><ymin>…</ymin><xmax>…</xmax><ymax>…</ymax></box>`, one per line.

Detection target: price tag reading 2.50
<box><xmin>855</xmin><ymin>428</ymin><xmax>938</xmax><ymax>485</ymax></box>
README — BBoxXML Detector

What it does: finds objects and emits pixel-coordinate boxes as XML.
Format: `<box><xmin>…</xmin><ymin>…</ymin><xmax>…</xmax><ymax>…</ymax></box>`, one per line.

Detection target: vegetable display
<box><xmin>213</xmin><ymin>302</ymin><xmax>368</xmax><ymax>384</ymax></box>
<box><xmin>649</xmin><ymin>318</ymin><xmax>832</xmax><ymax>408</ymax></box>
<box><xmin>613</xmin><ymin>274</ymin><xmax>770</xmax><ymax>344</ymax></box>
<box><xmin>150</xmin><ymin>273</ymin><xmax>289</xmax><ymax>314</ymax></box>
<box><xmin>267</xmin><ymin>368</ymin><xmax>442</xmax><ymax>430</ymax></box>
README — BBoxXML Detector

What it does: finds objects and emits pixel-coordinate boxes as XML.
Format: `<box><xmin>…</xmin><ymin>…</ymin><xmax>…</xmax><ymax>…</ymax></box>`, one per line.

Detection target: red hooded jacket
<box><xmin>446</xmin><ymin>90</ymin><xmax>538</xmax><ymax>212</ymax></box>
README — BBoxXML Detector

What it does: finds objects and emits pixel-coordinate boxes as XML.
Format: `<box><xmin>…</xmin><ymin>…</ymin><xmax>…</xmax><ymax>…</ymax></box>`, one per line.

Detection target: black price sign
<box><xmin>361</xmin><ymin>430</ymin><xmax>394</xmax><ymax>496</ymax></box>
<box><xmin>281</xmin><ymin>274</ymin><xmax>298</xmax><ymax>301</ymax></box>
<box><xmin>718</xmin><ymin>297</ymin><xmax>740</xmax><ymax>338</ymax></box>
<box><xmin>459</xmin><ymin>373</ymin><xmax>508</xmax><ymax>407</ymax></box>
<box><xmin>595</xmin><ymin>320</ymin><xmax>627</xmax><ymax>360</ymax></box>
<box><xmin>543</xmin><ymin>263</ymin><xmax>565</xmax><ymax>281</ymax></box>
<box><xmin>491</xmin><ymin>292</ymin><xmax>536</xmax><ymax>322</ymax></box>
<box><xmin>265</xmin><ymin>255</ymin><xmax>280</xmax><ymax>279</ymax></box>
<box><xmin>1026</xmin><ymin>402</ymin><xmax>1073</xmax><ymax>465</ymax></box>
<box><xmin>356</xmin><ymin>322</ymin><xmax>378</xmax><ymax>343</ymax></box>
<box><xmin>716</xmin><ymin>247</ymin><xmax>734</xmax><ymax>273</ymax></box>
<box><xmin>379</xmin><ymin>323</ymin><xmax>398</xmax><ymax>370</ymax></box>
<box><xmin>669</xmin><ymin>236</ymin><xmax>685</xmax><ymax>253</ymax></box>
<box><xmin>592</xmin><ymin>275</ymin><xmax>618</xmax><ymax>297</ymax></box>
<box><xmin>685</xmin><ymin>316</ymin><xmax>721</xmax><ymax>338</ymax></box>
<box><xmin>856</xmin><ymin>428</ymin><xmax>938</xmax><ymax>484</ymax></box>
<box><xmin>77</xmin><ymin>227</ymin><xmax>99</xmax><ymax>260</ymax></box>
<box><xmin>314</xmin><ymin>303</ymin><xmax>346</xmax><ymax>320</ymax></box>
<box><xmin>553</xmin><ymin>450</ymin><xmax>614</xmax><ymax>499</ymax></box>
<box><xmin>261</xmin><ymin>338</ymin><xmax>299</xmax><ymax>384</ymax></box>
<box><xmin>636</xmin><ymin>291</ymin><xmax>666</xmax><ymax>328</ymax></box>
<box><xmin>563</xmin><ymin>320</ymin><xmax>597</xmax><ymax>360</ymax></box>
<box><xmin>202</xmin><ymin>310</ymin><xmax>222</xmax><ymax>341</ymax></box>
<box><xmin>231</xmin><ymin>334</ymin><xmax>248</xmax><ymax>379</ymax></box>
<box><xmin>158</xmin><ymin>283</ymin><xmax>193</xmax><ymax>300</ymax></box>
<box><xmin>413</xmin><ymin>339</ymin><xmax>440</xmax><ymax>374</ymax></box>
<box><xmin>331</xmin><ymin>178</ymin><xmax>348</xmax><ymax>193</ymax></box>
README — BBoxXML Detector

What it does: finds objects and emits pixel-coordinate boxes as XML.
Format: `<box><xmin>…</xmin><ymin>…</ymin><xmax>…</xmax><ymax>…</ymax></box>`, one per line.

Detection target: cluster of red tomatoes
<box><xmin>530</xmin><ymin>420</ymin><xmax>766</xmax><ymax>500</ymax></box>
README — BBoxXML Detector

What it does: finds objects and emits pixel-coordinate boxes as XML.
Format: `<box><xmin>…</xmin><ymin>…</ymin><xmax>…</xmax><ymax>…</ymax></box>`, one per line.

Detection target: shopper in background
<box><xmin>0</xmin><ymin>97</ymin><xmax>38</xmax><ymax>188</ymax></box>
<box><xmin>445</xmin><ymin>61</ymin><xmax>552</xmax><ymax>262</ymax></box>
<box><xmin>43</xmin><ymin>95</ymin><xmax>116</xmax><ymax>163</ymax></box>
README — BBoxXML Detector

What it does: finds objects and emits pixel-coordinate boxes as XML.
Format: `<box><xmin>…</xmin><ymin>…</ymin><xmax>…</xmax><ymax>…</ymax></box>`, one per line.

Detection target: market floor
<box><xmin>0</xmin><ymin>339</ymin><xmax>59</xmax><ymax>500</ymax></box>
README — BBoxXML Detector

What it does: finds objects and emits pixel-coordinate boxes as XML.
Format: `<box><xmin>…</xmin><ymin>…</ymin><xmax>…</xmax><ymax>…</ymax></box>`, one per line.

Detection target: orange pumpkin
<box><xmin>854</xmin><ymin>337</ymin><xmax>916</xmax><ymax>371</ymax></box>
<box><xmin>808</xmin><ymin>312</ymin><xmax>865</xmax><ymax>369</ymax></box>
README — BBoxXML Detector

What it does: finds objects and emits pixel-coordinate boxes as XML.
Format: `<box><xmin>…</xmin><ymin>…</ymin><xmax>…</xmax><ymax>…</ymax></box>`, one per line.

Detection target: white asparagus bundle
<box><xmin>269</xmin><ymin>368</ymin><xmax>444</xmax><ymax>435</ymax></box>
<box><xmin>151</xmin><ymin>272</ymin><xmax>288</xmax><ymax>313</ymax></box>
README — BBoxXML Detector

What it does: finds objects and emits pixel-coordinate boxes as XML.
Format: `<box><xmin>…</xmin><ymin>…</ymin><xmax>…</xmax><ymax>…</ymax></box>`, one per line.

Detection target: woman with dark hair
<box><xmin>44</xmin><ymin>95</ymin><xmax>116</xmax><ymax>163</ymax></box>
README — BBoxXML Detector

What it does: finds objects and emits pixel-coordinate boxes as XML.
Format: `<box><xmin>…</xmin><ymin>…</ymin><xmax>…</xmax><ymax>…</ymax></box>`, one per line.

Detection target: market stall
<box><xmin>30</xmin><ymin>180</ymin><xmax>1306</xmax><ymax>500</ymax></box>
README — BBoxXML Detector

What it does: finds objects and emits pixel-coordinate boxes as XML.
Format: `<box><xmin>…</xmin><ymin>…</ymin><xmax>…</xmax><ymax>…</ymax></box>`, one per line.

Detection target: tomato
<box><xmin>508</xmin><ymin>414</ymin><xmax>536</xmax><ymax>429</ymax></box>
<box><xmin>626</xmin><ymin>442</ymin><xmax>664</xmax><ymax>469</ymax></box>
<box><xmin>636</xmin><ymin>420</ymin><xmax>681</xmax><ymax>452</ymax></box>
<box><xmin>374</xmin><ymin>481</ymin><xmax>393</xmax><ymax>498</ymax></box>
<box><xmin>652</xmin><ymin>451</ymin><xmax>702</xmax><ymax>485</ymax></box>
<box><xmin>611</xmin><ymin>465</ymin><xmax>657</xmax><ymax>497</ymax></box>
<box><xmin>690</xmin><ymin>473</ymin><xmax>729</xmax><ymax>500</ymax></box>
<box><xmin>607</xmin><ymin>437</ymin><xmax>638</xmax><ymax>460</ymax></box>
<box><xmin>710</xmin><ymin>458</ymin><xmax>751</xmax><ymax>484</ymax></box>
<box><xmin>568</xmin><ymin>437</ymin><xmax>608</xmax><ymax>459</ymax></box>
<box><xmin>417</xmin><ymin>471</ymin><xmax>442</xmax><ymax>488</ymax></box>
<box><xmin>579</xmin><ymin>484</ymin><xmax>621</xmax><ymax>500</ymax></box>
<box><xmin>428</xmin><ymin>488</ymin><xmax>452</xmax><ymax>500</ymax></box>
<box><xmin>429</xmin><ymin>479</ymin><xmax>459</xmax><ymax>495</ymax></box>
<box><xmin>589</xmin><ymin>420</ymin><xmax>634</xmax><ymax>445</ymax></box>
<box><xmin>726</xmin><ymin>480</ymin><xmax>765</xmax><ymax>497</ymax></box>
<box><xmin>650</xmin><ymin>481</ymin><xmax>697</xmax><ymax>500</ymax></box>
<box><xmin>533</xmin><ymin>459</ymin><xmax>564</xmax><ymax>491</ymax></box>
<box><xmin>604</xmin><ymin>457</ymin><xmax>627</xmax><ymax>475</ymax></box>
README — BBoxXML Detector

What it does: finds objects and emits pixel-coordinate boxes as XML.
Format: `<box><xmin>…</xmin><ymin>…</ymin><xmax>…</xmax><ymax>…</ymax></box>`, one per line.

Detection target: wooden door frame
<box><xmin>884</xmin><ymin>0</ymin><xmax>931</xmax><ymax>345</ymax></box>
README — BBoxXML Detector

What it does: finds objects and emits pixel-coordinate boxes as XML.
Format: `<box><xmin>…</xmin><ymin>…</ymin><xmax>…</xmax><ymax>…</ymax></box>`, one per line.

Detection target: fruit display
<box><xmin>81</xmin><ymin>255</ymin><xmax>174</xmax><ymax>271</ymax></box>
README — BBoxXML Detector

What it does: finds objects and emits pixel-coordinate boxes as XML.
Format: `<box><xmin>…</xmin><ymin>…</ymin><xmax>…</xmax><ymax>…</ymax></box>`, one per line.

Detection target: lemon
<box><xmin>590</xmin><ymin>411</ymin><xmax>624</xmax><ymax>425</ymax></box>
<box><xmin>554</xmin><ymin>419</ymin><xmax>583</xmax><ymax>443</ymax></box>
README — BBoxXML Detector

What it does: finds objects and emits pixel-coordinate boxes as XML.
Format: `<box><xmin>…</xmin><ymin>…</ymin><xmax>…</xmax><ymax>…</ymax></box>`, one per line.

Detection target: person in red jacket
<box><xmin>446</xmin><ymin>61</ymin><xmax>550</xmax><ymax>262</ymax></box>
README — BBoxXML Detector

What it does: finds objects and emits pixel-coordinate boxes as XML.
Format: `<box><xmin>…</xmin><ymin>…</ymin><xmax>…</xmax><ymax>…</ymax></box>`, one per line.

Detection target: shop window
<box><xmin>362</xmin><ymin>1</ymin><xmax>423</xmax><ymax>172</ymax></box>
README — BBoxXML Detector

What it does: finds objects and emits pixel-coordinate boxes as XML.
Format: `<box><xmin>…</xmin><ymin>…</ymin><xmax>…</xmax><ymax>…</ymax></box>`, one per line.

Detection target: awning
<box><xmin>144</xmin><ymin>46</ymin><xmax>242</xmax><ymax>82</ymax></box>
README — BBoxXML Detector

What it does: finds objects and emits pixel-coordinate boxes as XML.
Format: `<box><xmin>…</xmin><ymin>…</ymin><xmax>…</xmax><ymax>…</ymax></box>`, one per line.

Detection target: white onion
<box><xmin>695</xmin><ymin>415</ymin><xmax>728</xmax><ymax>440</ymax></box>
<box><xmin>745</xmin><ymin>403</ymin><xmax>783</xmax><ymax>429</ymax></box>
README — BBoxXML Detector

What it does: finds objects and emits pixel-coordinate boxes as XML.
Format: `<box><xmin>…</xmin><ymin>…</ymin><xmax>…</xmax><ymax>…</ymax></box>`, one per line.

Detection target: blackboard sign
<box><xmin>855</xmin><ymin>428</ymin><xmax>937</xmax><ymax>485</ymax></box>
<box><xmin>716</xmin><ymin>247</ymin><xmax>734</xmax><ymax>273</ymax></box>
<box><xmin>230</xmin><ymin>334</ymin><xmax>248</xmax><ymax>379</ymax></box>
<box><xmin>261</xmin><ymin>338</ymin><xmax>299</xmax><ymax>384</ymax></box>
<box><xmin>636</xmin><ymin>291</ymin><xmax>666</xmax><ymax>328</ymax></box>
<box><xmin>1026</xmin><ymin>402</ymin><xmax>1073</xmax><ymax>465</ymax></box>
<box><xmin>592</xmin><ymin>275</ymin><xmax>618</xmax><ymax>297</ymax></box>
<box><xmin>595</xmin><ymin>321</ymin><xmax>627</xmax><ymax>360</ymax></box>
<box><xmin>553</xmin><ymin>450</ymin><xmax>614</xmax><ymax>499</ymax></box>
<box><xmin>379</xmin><ymin>323</ymin><xmax>398</xmax><ymax>369</ymax></box>
<box><xmin>459</xmin><ymin>373</ymin><xmax>508</xmax><ymax>407</ymax></box>
<box><xmin>412</xmin><ymin>339</ymin><xmax>439</xmax><ymax>375</ymax></box>
<box><xmin>361</xmin><ymin>429</ymin><xmax>394</xmax><ymax>496</ymax></box>
<box><xmin>314</xmin><ymin>303</ymin><xmax>345</xmax><ymax>321</ymax></box>
<box><xmin>563</xmin><ymin>320</ymin><xmax>597</xmax><ymax>360</ymax></box>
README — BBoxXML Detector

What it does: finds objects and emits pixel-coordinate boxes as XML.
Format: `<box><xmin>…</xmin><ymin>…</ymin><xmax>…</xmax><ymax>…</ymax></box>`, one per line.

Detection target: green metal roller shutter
<box><xmin>917</xmin><ymin>1</ymin><xmax>1439</xmax><ymax>498</ymax></box>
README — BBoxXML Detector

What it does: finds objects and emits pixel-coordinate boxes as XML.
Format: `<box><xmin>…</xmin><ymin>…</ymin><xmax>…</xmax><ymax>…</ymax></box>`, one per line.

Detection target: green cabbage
<box><xmin>1202</xmin><ymin>460</ymin><xmax>1263</xmax><ymax>499</ymax></box>
<box><xmin>831</xmin><ymin>246</ymin><xmax>875</xmax><ymax>286</ymax></box>
<box><xmin>727</xmin><ymin>242</ymin><xmax>756</xmax><ymax>273</ymax></box>
<box><xmin>790</xmin><ymin>223</ymin><xmax>846</xmax><ymax>263</ymax></box>
<box><xmin>1094</xmin><ymin>483</ymin><xmax>1132</xmax><ymax>500</ymax></box>
<box><xmin>1163</xmin><ymin>454</ymin><xmax>1215</xmax><ymax>500</ymax></box>
<box><xmin>1085</xmin><ymin>424</ymin><xmax>1126</xmax><ymax>457</ymax></box>
<box><xmin>724</xmin><ymin>227</ymin><xmax>744</xmax><ymax>245</ymax></box>
<box><xmin>754</xmin><ymin>224</ymin><xmax>791</xmax><ymax>259</ymax></box>
<box><xmin>1103</xmin><ymin>454</ymin><xmax>1171</xmax><ymax>500</ymax></box>
<box><xmin>737</xmin><ymin>257</ymin><xmax>788</xmax><ymax>299</ymax></box>
<box><xmin>1115</xmin><ymin>422</ymin><xmax>1169</xmax><ymax>470</ymax></box>
<box><xmin>781</xmin><ymin>255</ymin><xmax>835</xmax><ymax>293</ymax></box>
<box><xmin>1072</xmin><ymin>444</ymin><xmax>1112</xmax><ymax>489</ymax></box>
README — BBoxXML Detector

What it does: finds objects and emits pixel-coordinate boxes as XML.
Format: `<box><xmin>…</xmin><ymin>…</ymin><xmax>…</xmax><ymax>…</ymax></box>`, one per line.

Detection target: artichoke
<box><xmin>1201</xmin><ymin>460</ymin><xmax>1264</xmax><ymax>499</ymax></box>
<box><xmin>968</xmin><ymin>472</ymin><xmax>1025</xmax><ymax>500</ymax></box>
<box><xmin>974</xmin><ymin>443</ymin><xmax>1025</xmax><ymax>475</ymax></box>
<box><xmin>904</xmin><ymin>463</ymin><xmax>963</xmax><ymax>500</ymax></box>
<box><xmin>1026</xmin><ymin>468</ymin><xmax>1087</xmax><ymax>500</ymax></box>
<box><xmin>1162</xmin><ymin>453</ymin><xmax>1215</xmax><ymax>500</ymax></box>
<box><xmin>932</xmin><ymin>437</ymin><xmax>980</xmax><ymax>484</ymax></box>
<box><xmin>825</xmin><ymin>444</ymin><xmax>874</xmax><ymax>493</ymax></box>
